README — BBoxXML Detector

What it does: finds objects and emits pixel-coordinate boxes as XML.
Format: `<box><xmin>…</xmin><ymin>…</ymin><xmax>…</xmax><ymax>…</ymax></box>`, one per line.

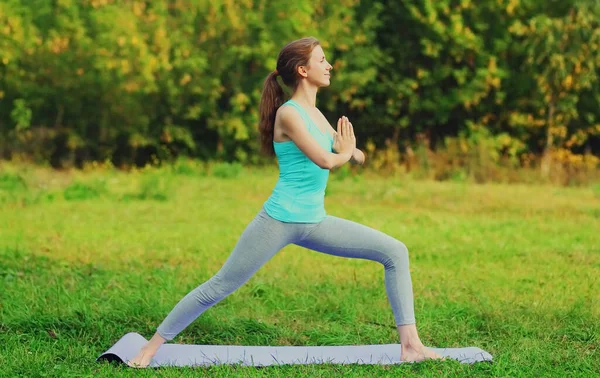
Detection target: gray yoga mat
<box><xmin>97</xmin><ymin>332</ymin><xmax>493</xmax><ymax>367</ymax></box>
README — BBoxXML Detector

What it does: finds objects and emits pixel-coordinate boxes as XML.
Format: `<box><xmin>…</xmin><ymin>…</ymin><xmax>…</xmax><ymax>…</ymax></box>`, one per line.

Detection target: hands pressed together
<box><xmin>333</xmin><ymin>116</ymin><xmax>356</xmax><ymax>159</ymax></box>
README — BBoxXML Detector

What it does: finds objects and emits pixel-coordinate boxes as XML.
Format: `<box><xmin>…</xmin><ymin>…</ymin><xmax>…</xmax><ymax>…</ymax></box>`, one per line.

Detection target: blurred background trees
<box><xmin>0</xmin><ymin>0</ymin><xmax>598</xmax><ymax>183</ymax></box>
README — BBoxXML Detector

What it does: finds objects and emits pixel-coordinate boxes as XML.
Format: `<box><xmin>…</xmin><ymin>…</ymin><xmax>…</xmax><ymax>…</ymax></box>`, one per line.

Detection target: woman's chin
<box><xmin>320</xmin><ymin>79</ymin><xmax>331</xmax><ymax>87</ymax></box>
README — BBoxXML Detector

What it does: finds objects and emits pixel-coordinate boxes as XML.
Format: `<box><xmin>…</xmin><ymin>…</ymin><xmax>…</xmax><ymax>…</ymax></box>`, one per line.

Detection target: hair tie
<box><xmin>273</xmin><ymin>69</ymin><xmax>279</xmax><ymax>76</ymax></box>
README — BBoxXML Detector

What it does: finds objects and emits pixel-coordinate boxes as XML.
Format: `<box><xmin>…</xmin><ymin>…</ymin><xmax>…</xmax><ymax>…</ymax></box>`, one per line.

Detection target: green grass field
<box><xmin>1</xmin><ymin>162</ymin><xmax>598</xmax><ymax>377</ymax></box>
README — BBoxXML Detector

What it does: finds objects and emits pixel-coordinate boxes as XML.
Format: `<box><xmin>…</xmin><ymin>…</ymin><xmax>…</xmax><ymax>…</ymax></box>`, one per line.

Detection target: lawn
<box><xmin>1</xmin><ymin>162</ymin><xmax>598</xmax><ymax>377</ymax></box>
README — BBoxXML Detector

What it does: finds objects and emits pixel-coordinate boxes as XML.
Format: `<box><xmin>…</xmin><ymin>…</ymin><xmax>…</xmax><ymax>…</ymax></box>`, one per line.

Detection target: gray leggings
<box><xmin>156</xmin><ymin>208</ymin><xmax>415</xmax><ymax>340</ymax></box>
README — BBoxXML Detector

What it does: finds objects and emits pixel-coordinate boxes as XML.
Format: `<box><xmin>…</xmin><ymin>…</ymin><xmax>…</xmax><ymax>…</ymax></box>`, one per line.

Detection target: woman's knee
<box><xmin>193</xmin><ymin>274</ymin><xmax>237</xmax><ymax>305</ymax></box>
<box><xmin>382</xmin><ymin>240</ymin><xmax>409</xmax><ymax>269</ymax></box>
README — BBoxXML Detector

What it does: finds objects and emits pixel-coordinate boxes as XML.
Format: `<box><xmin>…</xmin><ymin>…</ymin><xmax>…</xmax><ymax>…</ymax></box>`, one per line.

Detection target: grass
<box><xmin>0</xmin><ymin>161</ymin><xmax>598</xmax><ymax>377</ymax></box>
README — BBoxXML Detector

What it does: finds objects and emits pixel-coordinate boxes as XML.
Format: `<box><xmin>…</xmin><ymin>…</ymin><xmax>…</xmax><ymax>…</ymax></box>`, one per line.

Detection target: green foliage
<box><xmin>123</xmin><ymin>172</ymin><xmax>171</xmax><ymax>201</ymax></box>
<box><xmin>0</xmin><ymin>171</ymin><xmax>27</xmax><ymax>204</ymax></box>
<box><xmin>332</xmin><ymin>164</ymin><xmax>352</xmax><ymax>181</ymax></box>
<box><xmin>0</xmin><ymin>0</ymin><xmax>598</xmax><ymax>176</ymax></box>
<box><xmin>211</xmin><ymin>162</ymin><xmax>243</xmax><ymax>179</ymax></box>
<box><xmin>0</xmin><ymin>169</ymin><xmax>60</xmax><ymax>205</ymax></box>
<box><xmin>0</xmin><ymin>172</ymin><xmax>27</xmax><ymax>192</ymax></box>
<box><xmin>170</xmin><ymin>157</ymin><xmax>206</xmax><ymax>176</ymax></box>
<box><xmin>509</xmin><ymin>2</ymin><xmax>600</xmax><ymax>176</ymax></box>
<box><xmin>442</xmin><ymin>122</ymin><xmax>526</xmax><ymax>183</ymax></box>
<box><xmin>10</xmin><ymin>99</ymin><xmax>32</xmax><ymax>132</ymax></box>
<box><xmin>63</xmin><ymin>181</ymin><xmax>105</xmax><ymax>201</ymax></box>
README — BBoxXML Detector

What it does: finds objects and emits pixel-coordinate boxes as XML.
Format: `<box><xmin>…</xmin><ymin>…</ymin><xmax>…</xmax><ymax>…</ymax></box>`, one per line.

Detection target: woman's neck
<box><xmin>291</xmin><ymin>82</ymin><xmax>318</xmax><ymax>108</ymax></box>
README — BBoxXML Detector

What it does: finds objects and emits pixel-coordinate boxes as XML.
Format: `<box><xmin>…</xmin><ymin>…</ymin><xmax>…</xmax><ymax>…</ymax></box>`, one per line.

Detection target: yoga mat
<box><xmin>97</xmin><ymin>332</ymin><xmax>493</xmax><ymax>367</ymax></box>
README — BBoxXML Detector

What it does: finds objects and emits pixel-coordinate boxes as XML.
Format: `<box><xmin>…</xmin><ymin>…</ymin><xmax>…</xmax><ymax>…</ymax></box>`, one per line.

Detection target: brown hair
<box><xmin>258</xmin><ymin>37</ymin><xmax>321</xmax><ymax>156</ymax></box>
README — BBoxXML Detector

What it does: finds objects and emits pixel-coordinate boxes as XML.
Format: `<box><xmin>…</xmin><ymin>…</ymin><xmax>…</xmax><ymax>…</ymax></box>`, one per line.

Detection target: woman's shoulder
<box><xmin>276</xmin><ymin>102</ymin><xmax>301</xmax><ymax>123</ymax></box>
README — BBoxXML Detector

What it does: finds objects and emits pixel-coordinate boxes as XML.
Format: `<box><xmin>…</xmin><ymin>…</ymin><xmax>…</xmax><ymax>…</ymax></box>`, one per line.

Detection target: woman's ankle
<box><xmin>144</xmin><ymin>332</ymin><xmax>167</xmax><ymax>352</ymax></box>
<box><xmin>401</xmin><ymin>339</ymin><xmax>425</xmax><ymax>350</ymax></box>
<box><xmin>397</xmin><ymin>324</ymin><xmax>423</xmax><ymax>348</ymax></box>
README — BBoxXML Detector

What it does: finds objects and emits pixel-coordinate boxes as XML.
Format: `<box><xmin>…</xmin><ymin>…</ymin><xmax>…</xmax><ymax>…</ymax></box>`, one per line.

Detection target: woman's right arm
<box><xmin>277</xmin><ymin>107</ymin><xmax>355</xmax><ymax>170</ymax></box>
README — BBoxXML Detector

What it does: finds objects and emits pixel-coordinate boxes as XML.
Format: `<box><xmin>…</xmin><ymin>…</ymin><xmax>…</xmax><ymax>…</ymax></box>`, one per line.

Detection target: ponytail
<box><xmin>258</xmin><ymin>71</ymin><xmax>285</xmax><ymax>156</ymax></box>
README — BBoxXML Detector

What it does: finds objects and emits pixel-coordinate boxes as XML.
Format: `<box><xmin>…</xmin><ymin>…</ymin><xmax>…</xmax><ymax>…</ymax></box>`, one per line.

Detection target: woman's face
<box><xmin>303</xmin><ymin>45</ymin><xmax>333</xmax><ymax>87</ymax></box>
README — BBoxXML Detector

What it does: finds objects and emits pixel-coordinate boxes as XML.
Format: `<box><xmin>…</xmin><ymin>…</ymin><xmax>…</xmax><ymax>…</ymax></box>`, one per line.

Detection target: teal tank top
<box><xmin>263</xmin><ymin>100</ymin><xmax>334</xmax><ymax>223</ymax></box>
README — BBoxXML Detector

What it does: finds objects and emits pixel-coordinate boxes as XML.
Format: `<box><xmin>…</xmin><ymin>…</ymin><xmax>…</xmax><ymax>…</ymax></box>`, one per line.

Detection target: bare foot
<box><xmin>126</xmin><ymin>332</ymin><xmax>167</xmax><ymax>368</ymax></box>
<box><xmin>401</xmin><ymin>343</ymin><xmax>444</xmax><ymax>363</ymax></box>
<box><xmin>126</xmin><ymin>346</ymin><xmax>156</xmax><ymax>368</ymax></box>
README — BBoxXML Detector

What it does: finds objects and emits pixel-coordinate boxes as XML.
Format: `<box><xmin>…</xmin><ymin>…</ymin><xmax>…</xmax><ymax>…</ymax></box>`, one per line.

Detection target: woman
<box><xmin>128</xmin><ymin>37</ymin><xmax>441</xmax><ymax>367</ymax></box>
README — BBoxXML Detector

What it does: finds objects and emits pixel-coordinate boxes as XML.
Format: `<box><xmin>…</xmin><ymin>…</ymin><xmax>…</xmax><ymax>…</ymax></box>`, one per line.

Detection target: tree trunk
<box><xmin>55</xmin><ymin>104</ymin><xmax>64</xmax><ymax>128</ymax></box>
<box><xmin>541</xmin><ymin>102</ymin><xmax>555</xmax><ymax>178</ymax></box>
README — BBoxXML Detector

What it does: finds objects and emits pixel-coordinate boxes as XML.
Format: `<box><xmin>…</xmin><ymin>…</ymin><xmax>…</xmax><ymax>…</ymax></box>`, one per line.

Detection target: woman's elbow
<box><xmin>317</xmin><ymin>153</ymin><xmax>333</xmax><ymax>170</ymax></box>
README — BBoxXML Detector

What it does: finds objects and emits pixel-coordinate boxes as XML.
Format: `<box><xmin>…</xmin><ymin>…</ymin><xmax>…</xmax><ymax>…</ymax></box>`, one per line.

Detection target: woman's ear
<box><xmin>297</xmin><ymin>65</ymin><xmax>308</xmax><ymax>78</ymax></box>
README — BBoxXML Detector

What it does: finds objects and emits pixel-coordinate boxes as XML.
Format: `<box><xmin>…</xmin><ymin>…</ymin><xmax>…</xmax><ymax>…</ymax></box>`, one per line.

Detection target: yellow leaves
<box><xmin>223</xmin><ymin>0</ymin><xmax>246</xmax><ymax>32</ymax></box>
<box><xmin>463</xmin><ymin>26</ymin><xmax>477</xmax><ymax>44</ymax></box>
<box><xmin>562</xmin><ymin>75</ymin><xmax>573</xmax><ymax>89</ymax></box>
<box><xmin>555</xmin><ymin>114</ymin><xmax>564</xmax><ymax>123</ymax></box>
<box><xmin>478</xmin><ymin>114</ymin><xmax>491</xmax><ymax>125</ymax></box>
<box><xmin>179</xmin><ymin>73</ymin><xmax>192</xmax><ymax>86</ymax></box>
<box><xmin>549</xmin><ymin>125</ymin><xmax>568</xmax><ymax>138</ymax></box>
<box><xmin>451</xmin><ymin>16</ymin><xmax>464</xmax><ymax>34</ymax></box>
<box><xmin>484</xmin><ymin>58</ymin><xmax>501</xmax><ymax>89</ymax></box>
<box><xmin>132</xmin><ymin>1</ymin><xmax>146</xmax><ymax>17</ymax></box>
<box><xmin>124</xmin><ymin>80</ymin><xmax>139</xmax><ymax>93</ymax></box>
<box><xmin>565</xmin><ymin>128</ymin><xmax>594</xmax><ymax>148</ymax></box>
<box><xmin>460</xmin><ymin>0</ymin><xmax>472</xmax><ymax>9</ymax></box>
<box><xmin>225</xmin><ymin>117</ymin><xmax>249</xmax><ymax>141</ymax></box>
<box><xmin>198</xmin><ymin>31</ymin><xmax>209</xmax><ymax>43</ymax></box>
<box><xmin>161</xmin><ymin>129</ymin><xmax>172</xmax><ymax>144</ymax></box>
<box><xmin>509</xmin><ymin>112</ymin><xmax>546</xmax><ymax>128</ymax></box>
<box><xmin>155</xmin><ymin>27</ymin><xmax>167</xmax><ymax>41</ymax></box>
<box><xmin>508</xmin><ymin>20</ymin><xmax>528</xmax><ymax>36</ymax></box>
<box><xmin>353</xmin><ymin>33</ymin><xmax>367</xmax><ymax>45</ymax></box>
<box><xmin>231</xmin><ymin>93</ymin><xmax>250</xmax><ymax>112</ymax></box>
<box><xmin>422</xmin><ymin>39</ymin><xmax>441</xmax><ymax>57</ymax></box>
<box><xmin>425</xmin><ymin>2</ymin><xmax>438</xmax><ymax>24</ymax></box>
<box><xmin>550</xmin><ymin>148</ymin><xmax>598</xmax><ymax>168</ymax></box>
<box><xmin>488</xmin><ymin>57</ymin><xmax>498</xmax><ymax>73</ymax></box>
<box><xmin>49</xmin><ymin>36</ymin><xmax>70</xmax><ymax>54</ymax></box>
<box><xmin>120</xmin><ymin>59</ymin><xmax>130</xmax><ymax>74</ymax></box>
<box><xmin>506</xmin><ymin>0</ymin><xmax>519</xmax><ymax>16</ymax></box>
<box><xmin>333</xmin><ymin>61</ymin><xmax>345</xmax><ymax>70</ymax></box>
<box><xmin>57</xmin><ymin>0</ymin><xmax>73</xmax><ymax>8</ymax></box>
<box><xmin>90</xmin><ymin>0</ymin><xmax>113</xmax><ymax>8</ymax></box>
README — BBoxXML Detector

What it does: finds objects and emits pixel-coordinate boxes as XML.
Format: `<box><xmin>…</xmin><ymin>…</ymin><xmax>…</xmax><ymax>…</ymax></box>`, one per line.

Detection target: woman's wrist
<box><xmin>351</xmin><ymin>148</ymin><xmax>365</xmax><ymax>165</ymax></box>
